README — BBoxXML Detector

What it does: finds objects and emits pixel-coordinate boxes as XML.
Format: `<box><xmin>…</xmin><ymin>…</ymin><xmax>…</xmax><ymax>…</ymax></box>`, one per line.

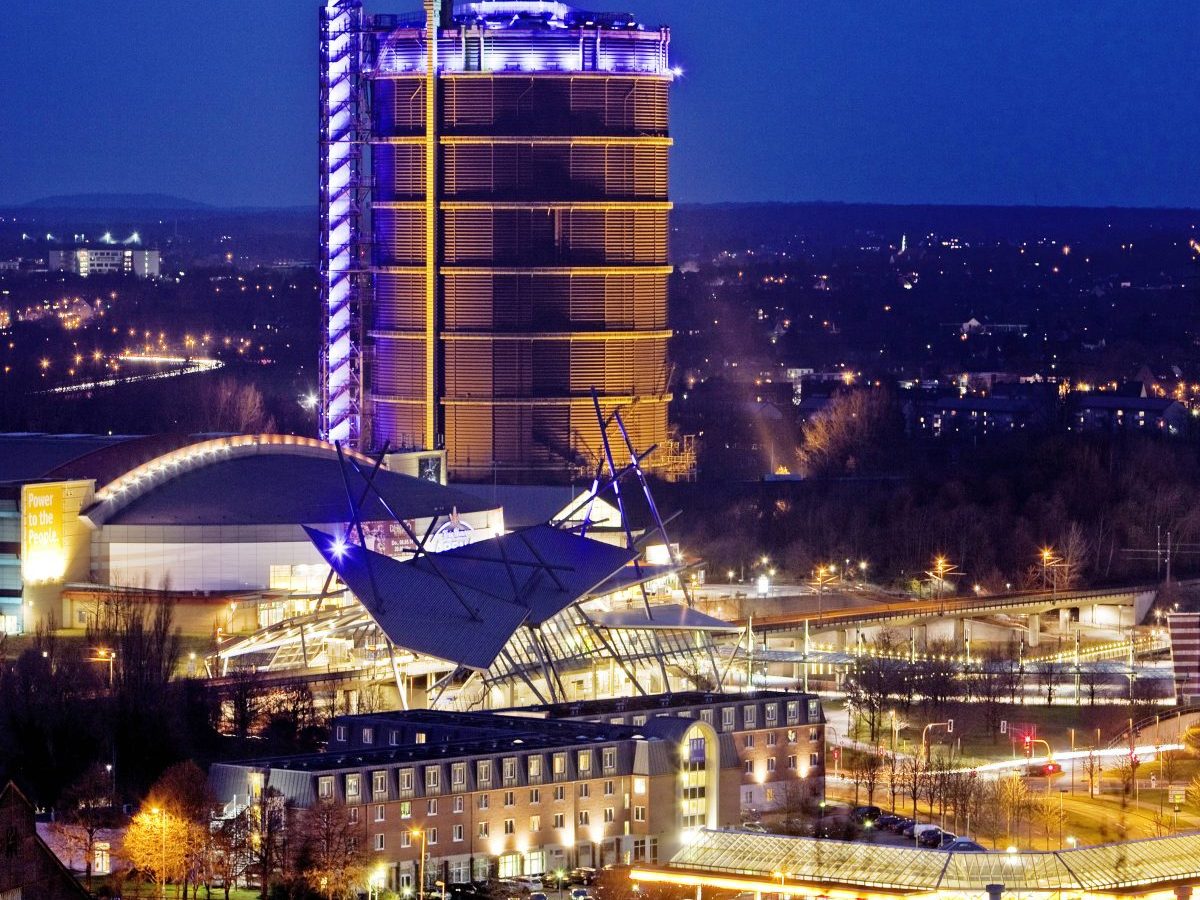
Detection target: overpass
<box><xmin>732</xmin><ymin>583</ymin><xmax>1159</xmax><ymax>648</ymax></box>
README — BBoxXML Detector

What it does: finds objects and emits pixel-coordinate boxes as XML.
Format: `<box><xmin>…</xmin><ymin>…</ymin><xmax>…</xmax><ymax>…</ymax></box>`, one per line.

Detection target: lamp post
<box><xmin>150</xmin><ymin>807</ymin><xmax>167</xmax><ymax>900</ymax></box>
<box><xmin>410</xmin><ymin>826</ymin><xmax>427</xmax><ymax>900</ymax></box>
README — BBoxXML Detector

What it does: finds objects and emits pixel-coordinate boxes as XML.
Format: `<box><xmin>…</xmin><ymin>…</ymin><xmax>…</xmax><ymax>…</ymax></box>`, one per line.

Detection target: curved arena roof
<box><xmin>82</xmin><ymin>434</ymin><xmax>494</xmax><ymax>527</ymax></box>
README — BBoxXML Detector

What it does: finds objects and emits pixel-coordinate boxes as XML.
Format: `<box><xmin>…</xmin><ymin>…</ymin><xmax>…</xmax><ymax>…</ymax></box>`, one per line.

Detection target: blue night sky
<box><xmin>1</xmin><ymin>1</ymin><xmax>1197</xmax><ymax>208</ymax></box>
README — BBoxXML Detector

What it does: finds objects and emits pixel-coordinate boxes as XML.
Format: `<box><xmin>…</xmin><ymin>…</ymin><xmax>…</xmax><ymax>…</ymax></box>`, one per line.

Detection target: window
<box><xmin>744</xmin><ymin>734</ymin><xmax>755</xmax><ymax>749</ymax></box>
<box><xmin>529</xmin><ymin>788</ymin><xmax>541</xmax><ymax>804</ymax></box>
<box><xmin>427</xmin><ymin>799</ymin><xmax>438</xmax><ymax>816</ymax></box>
<box><xmin>400</xmin><ymin>769</ymin><xmax>414</xmax><ymax>792</ymax></box>
<box><xmin>807</xmin><ymin>699</ymin><xmax>820</xmax><ymax>721</ymax></box>
<box><xmin>767</xmin><ymin>732</ymin><xmax>778</xmax><ymax>746</ymax></box>
<box><xmin>345</xmin><ymin>774</ymin><xmax>361</xmax><ymax>801</ymax></box>
<box><xmin>478</xmin><ymin>795</ymin><xmax>490</xmax><ymax>810</ymax></box>
<box><xmin>335</xmin><ymin>725</ymin><xmax>347</xmax><ymax>742</ymax></box>
<box><xmin>633</xmin><ymin>806</ymin><xmax>645</xmax><ymax>822</ymax></box>
<box><xmin>400</xmin><ymin>801</ymin><xmax>412</xmax><ymax>819</ymax></box>
<box><xmin>504</xmin><ymin>818</ymin><xmax>516</xmax><ymax>835</ymax></box>
<box><xmin>318</xmin><ymin>777</ymin><xmax>333</xmax><ymax>800</ymax></box>
<box><xmin>577</xmin><ymin>750</ymin><xmax>592</xmax><ymax>774</ymax></box>
<box><xmin>744</xmin><ymin>790</ymin><xmax>753</xmax><ymax>804</ymax></box>
<box><xmin>373</xmin><ymin>771</ymin><xmax>388</xmax><ymax>796</ymax></box>
<box><xmin>604</xmin><ymin>807</ymin><xmax>615</xmax><ymax>824</ymax></box>
<box><xmin>427</xmin><ymin>827</ymin><xmax>437</xmax><ymax>845</ymax></box>
<box><xmin>528</xmin><ymin>756</ymin><xmax>542</xmax><ymax>780</ymax></box>
<box><xmin>602</xmin><ymin>748</ymin><xmax>617</xmax><ymax>771</ymax></box>
<box><xmin>452</xmin><ymin>763</ymin><xmax>466</xmax><ymax>787</ymax></box>
<box><xmin>453</xmin><ymin>823</ymin><xmax>464</xmax><ymax>842</ymax></box>
<box><xmin>401</xmin><ymin>831</ymin><xmax>411</xmax><ymax>849</ymax></box>
<box><xmin>721</xmin><ymin>708</ymin><xmax>735</xmax><ymax>731</ymax></box>
<box><xmin>633</xmin><ymin>778</ymin><xmax>646</xmax><ymax>795</ymax></box>
<box><xmin>786</xmin><ymin>701</ymin><xmax>799</xmax><ymax>724</ymax></box>
<box><xmin>787</xmin><ymin>730</ymin><xmax>797</xmax><ymax>744</ymax></box>
<box><xmin>453</xmin><ymin>795</ymin><xmax>464</xmax><ymax>814</ymax></box>
<box><xmin>743</xmin><ymin>706</ymin><xmax>757</xmax><ymax>728</ymax></box>
<box><xmin>578</xmin><ymin>783</ymin><xmax>590</xmax><ymax>799</ymax></box>
<box><xmin>632</xmin><ymin>715</ymin><xmax>647</xmax><ymax>726</ymax></box>
<box><xmin>744</xmin><ymin>760</ymin><xmax>753</xmax><ymax>774</ymax></box>
<box><xmin>554</xmin><ymin>785</ymin><xmax>566</xmax><ymax>802</ymax></box>
<box><xmin>374</xmin><ymin>833</ymin><xmax>385</xmax><ymax>852</ymax></box>
<box><xmin>478</xmin><ymin>822</ymin><xmax>490</xmax><ymax>838</ymax></box>
<box><xmin>603</xmin><ymin>780</ymin><xmax>614</xmax><ymax>797</ymax></box>
<box><xmin>425</xmin><ymin>766</ymin><xmax>440</xmax><ymax>792</ymax></box>
<box><xmin>390</xmin><ymin>729</ymin><xmax>399</xmax><ymax>746</ymax></box>
<box><xmin>765</xmin><ymin>704</ymin><xmax>778</xmax><ymax>725</ymax></box>
<box><xmin>503</xmin><ymin>757</ymin><xmax>518</xmax><ymax>784</ymax></box>
<box><xmin>530</xmin><ymin>815</ymin><xmax>541</xmax><ymax>832</ymax></box>
<box><xmin>553</xmin><ymin>813</ymin><xmax>565</xmax><ymax>829</ymax></box>
<box><xmin>809</xmin><ymin>727</ymin><xmax>820</xmax><ymax>743</ymax></box>
<box><xmin>766</xmin><ymin>788</ymin><xmax>776</xmax><ymax>803</ymax></box>
<box><xmin>578</xmin><ymin>810</ymin><xmax>590</xmax><ymax>826</ymax></box>
<box><xmin>504</xmin><ymin>791</ymin><xmax>515</xmax><ymax>807</ymax></box>
<box><xmin>478</xmin><ymin>760</ymin><xmax>492</xmax><ymax>787</ymax></box>
<box><xmin>767</xmin><ymin>758</ymin><xmax>777</xmax><ymax>772</ymax></box>
<box><xmin>787</xmin><ymin>755</ymin><xmax>797</xmax><ymax>769</ymax></box>
<box><xmin>363</xmin><ymin>726</ymin><xmax>374</xmax><ymax>744</ymax></box>
<box><xmin>552</xmin><ymin>754</ymin><xmax>566</xmax><ymax>778</ymax></box>
<box><xmin>375</xmin><ymin>804</ymin><xmax>386</xmax><ymax>823</ymax></box>
<box><xmin>349</xmin><ymin>807</ymin><xmax>359</xmax><ymax>824</ymax></box>
<box><xmin>699</xmin><ymin>709</ymin><xmax>714</xmax><ymax>725</ymax></box>
<box><xmin>809</xmin><ymin>752</ymin><xmax>821</xmax><ymax>767</ymax></box>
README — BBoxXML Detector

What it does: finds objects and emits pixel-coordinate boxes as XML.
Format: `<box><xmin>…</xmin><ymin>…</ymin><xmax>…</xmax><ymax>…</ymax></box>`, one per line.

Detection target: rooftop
<box><xmin>640</xmin><ymin>828</ymin><xmax>1200</xmax><ymax>895</ymax></box>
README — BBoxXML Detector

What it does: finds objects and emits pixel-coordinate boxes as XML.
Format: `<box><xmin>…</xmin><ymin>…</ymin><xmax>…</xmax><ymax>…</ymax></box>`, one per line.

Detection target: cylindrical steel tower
<box><xmin>351</xmin><ymin>1</ymin><xmax>673</xmax><ymax>481</ymax></box>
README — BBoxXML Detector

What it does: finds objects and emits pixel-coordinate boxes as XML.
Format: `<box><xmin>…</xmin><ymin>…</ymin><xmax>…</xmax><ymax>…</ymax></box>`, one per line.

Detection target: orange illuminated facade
<box><xmin>359</xmin><ymin>3</ymin><xmax>674</xmax><ymax>480</ymax></box>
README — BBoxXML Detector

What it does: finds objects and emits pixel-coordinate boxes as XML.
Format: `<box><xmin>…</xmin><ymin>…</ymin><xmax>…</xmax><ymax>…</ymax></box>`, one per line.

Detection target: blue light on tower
<box><xmin>319</xmin><ymin>0</ymin><xmax>363</xmax><ymax>447</ymax></box>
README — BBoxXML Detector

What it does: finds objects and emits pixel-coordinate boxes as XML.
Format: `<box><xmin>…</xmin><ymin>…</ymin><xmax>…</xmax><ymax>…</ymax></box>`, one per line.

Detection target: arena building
<box><xmin>0</xmin><ymin>432</ymin><xmax>501</xmax><ymax>636</ymax></box>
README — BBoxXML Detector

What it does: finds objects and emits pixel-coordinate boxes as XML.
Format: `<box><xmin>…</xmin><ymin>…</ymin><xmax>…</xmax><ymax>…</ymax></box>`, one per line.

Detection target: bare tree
<box><xmin>54</xmin><ymin>763</ymin><xmax>117</xmax><ymax>892</ymax></box>
<box><xmin>1083</xmin><ymin>751</ymin><xmax>1103</xmax><ymax>798</ymax></box>
<box><xmin>296</xmin><ymin>800</ymin><xmax>369</xmax><ymax>900</ymax></box>
<box><xmin>796</xmin><ymin>389</ymin><xmax>901</xmax><ymax>477</ymax></box>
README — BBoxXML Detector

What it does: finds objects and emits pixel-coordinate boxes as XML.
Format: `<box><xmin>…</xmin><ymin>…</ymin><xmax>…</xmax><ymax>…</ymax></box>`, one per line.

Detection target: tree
<box><xmin>1083</xmin><ymin>751</ymin><xmax>1103</xmax><ymax>798</ymax></box>
<box><xmin>1186</xmin><ymin>774</ymin><xmax>1200</xmax><ymax>815</ymax></box>
<box><xmin>1034</xmin><ymin>660</ymin><xmax>1061</xmax><ymax>705</ymax></box>
<box><xmin>882</xmin><ymin>751</ymin><xmax>901</xmax><ymax>813</ymax></box>
<box><xmin>55</xmin><ymin>763</ymin><xmax>117</xmax><ymax>892</ymax></box>
<box><xmin>1032</xmin><ymin>795</ymin><xmax>1066</xmax><ymax>850</ymax></box>
<box><xmin>972</xmin><ymin>653</ymin><xmax>1009</xmax><ymax>743</ymax></box>
<box><xmin>125</xmin><ymin>807</ymin><xmax>189</xmax><ymax>895</ymax></box>
<box><xmin>210</xmin><ymin>809</ymin><xmax>256</xmax><ymax>900</ymax></box>
<box><xmin>147</xmin><ymin>761</ymin><xmax>216</xmax><ymax>899</ymax></box>
<box><xmin>296</xmin><ymin>801</ymin><xmax>369</xmax><ymax>900</ymax></box>
<box><xmin>999</xmin><ymin>774</ymin><xmax>1029</xmax><ymax>844</ymax></box>
<box><xmin>1114</xmin><ymin>753</ymin><xmax>1139</xmax><ymax>797</ymax></box>
<box><xmin>772</xmin><ymin>777</ymin><xmax>812</xmax><ymax>835</ymax></box>
<box><xmin>200</xmin><ymin>377</ymin><xmax>277</xmax><ymax>433</ymax></box>
<box><xmin>900</xmin><ymin>756</ymin><xmax>925</xmax><ymax>822</ymax></box>
<box><xmin>795</xmin><ymin>389</ymin><xmax>902</xmax><ymax>477</ymax></box>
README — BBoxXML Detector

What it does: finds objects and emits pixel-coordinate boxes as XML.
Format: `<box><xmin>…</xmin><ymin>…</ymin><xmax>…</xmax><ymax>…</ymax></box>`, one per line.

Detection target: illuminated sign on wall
<box><xmin>21</xmin><ymin>483</ymin><xmax>67</xmax><ymax>583</ymax></box>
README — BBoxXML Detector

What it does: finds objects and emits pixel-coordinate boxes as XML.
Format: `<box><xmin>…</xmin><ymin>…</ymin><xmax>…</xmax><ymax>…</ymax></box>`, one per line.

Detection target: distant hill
<box><xmin>21</xmin><ymin>193</ymin><xmax>213</xmax><ymax>211</ymax></box>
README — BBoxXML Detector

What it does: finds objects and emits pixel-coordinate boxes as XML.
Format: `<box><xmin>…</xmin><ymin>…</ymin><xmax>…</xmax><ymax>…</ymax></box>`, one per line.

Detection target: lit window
<box><xmin>318</xmin><ymin>777</ymin><xmax>333</xmax><ymax>800</ymax></box>
<box><xmin>374</xmin><ymin>833</ymin><xmax>385</xmax><ymax>852</ymax></box>
<box><xmin>375</xmin><ymin>804</ymin><xmax>385</xmax><ymax>823</ymax></box>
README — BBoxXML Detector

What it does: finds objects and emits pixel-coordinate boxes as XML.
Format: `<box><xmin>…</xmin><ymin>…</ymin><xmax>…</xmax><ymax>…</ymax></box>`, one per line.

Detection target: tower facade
<box><xmin>320</xmin><ymin>1</ymin><xmax>674</xmax><ymax>481</ymax></box>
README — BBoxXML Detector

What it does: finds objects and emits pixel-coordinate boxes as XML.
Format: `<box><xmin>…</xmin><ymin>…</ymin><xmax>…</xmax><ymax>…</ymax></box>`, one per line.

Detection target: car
<box><xmin>876</xmin><ymin>814</ymin><xmax>901</xmax><ymax>829</ymax></box>
<box><xmin>945</xmin><ymin>838</ymin><xmax>987</xmax><ymax>852</ymax></box>
<box><xmin>936</xmin><ymin>832</ymin><xmax>959</xmax><ymax>849</ymax></box>
<box><xmin>740</xmin><ymin>821</ymin><xmax>768</xmax><ymax>834</ymax></box>
<box><xmin>531</xmin><ymin>893</ymin><xmax>548</xmax><ymax>900</ymax></box>
<box><xmin>571</xmin><ymin>888</ymin><xmax>592</xmax><ymax>900</ymax></box>
<box><xmin>1024</xmin><ymin>762</ymin><xmax>1063</xmax><ymax>778</ymax></box>
<box><xmin>890</xmin><ymin>817</ymin><xmax>914</xmax><ymax>833</ymax></box>
<box><xmin>918</xmin><ymin>828</ymin><xmax>955</xmax><ymax>848</ymax></box>
<box><xmin>851</xmin><ymin>806</ymin><xmax>882</xmax><ymax>825</ymax></box>
<box><xmin>906</xmin><ymin>823</ymin><xmax>940</xmax><ymax>841</ymax></box>
<box><xmin>570</xmin><ymin>869</ymin><xmax>597</xmax><ymax>886</ymax></box>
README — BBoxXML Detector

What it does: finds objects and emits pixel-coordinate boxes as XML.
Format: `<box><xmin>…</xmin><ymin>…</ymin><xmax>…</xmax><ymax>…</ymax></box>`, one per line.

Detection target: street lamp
<box><xmin>410</xmin><ymin>826</ymin><xmax>427</xmax><ymax>900</ymax></box>
<box><xmin>150</xmin><ymin>807</ymin><xmax>167</xmax><ymax>900</ymax></box>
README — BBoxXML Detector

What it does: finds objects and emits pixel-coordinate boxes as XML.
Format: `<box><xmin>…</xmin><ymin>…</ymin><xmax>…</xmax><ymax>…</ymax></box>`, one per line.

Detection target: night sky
<box><xmin>1</xmin><ymin>1</ymin><xmax>1197</xmax><ymax>209</ymax></box>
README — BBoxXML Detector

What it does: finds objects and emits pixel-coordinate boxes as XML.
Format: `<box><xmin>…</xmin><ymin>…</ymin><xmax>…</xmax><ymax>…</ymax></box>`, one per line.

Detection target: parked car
<box><xmin>906</xmin><ymin>823</ymin><xmax>940</xmax><ymax>840</ymax></box>
<box><xmin>945</xmin><ymin>838</ymin><xmax>987</xmax><ymax>852</ymax></box>
<box><xmin>851</xmin><ymin>806</ymin><xmax>882</xmax><ymax>825</ymax></box>
<box><xmin>571</xmin><ymin>887</ymin><xmax>592</xmax><ymax>900</ymax></box>
<box><xmin>876</xmin><ymin>814</ymin><xmax>901</xmax><ymax>830</ymax></box>
<box><xmin>513</xmin><ymin>878</ymin><xmax>544</xmax><ymax>893</ymax></box>
<box><xmin>918</xmin><ymin>828</ymin><xmax>954</xmax><ymax>848</ymax></box>
<box><xmin>890</xmin><ymin>817</ymin><xmax>914</xmax><ymax>833</ymax></box>
<box><xmin>570</xmin><ymin>869</ymin><xmax>597</xmax><ymax>886</ymax></box>
<box><xmin>741</xmin><ymin>821</ymin><xmax>768</xmax><ymax>834</ymax></box>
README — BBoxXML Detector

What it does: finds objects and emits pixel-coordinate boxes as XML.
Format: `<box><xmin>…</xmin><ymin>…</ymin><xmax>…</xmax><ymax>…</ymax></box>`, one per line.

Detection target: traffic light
<box><xmin>1023</xmin><ymin>734</ymin><xmax>1033</xmax><ymax>759</ymax></box>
